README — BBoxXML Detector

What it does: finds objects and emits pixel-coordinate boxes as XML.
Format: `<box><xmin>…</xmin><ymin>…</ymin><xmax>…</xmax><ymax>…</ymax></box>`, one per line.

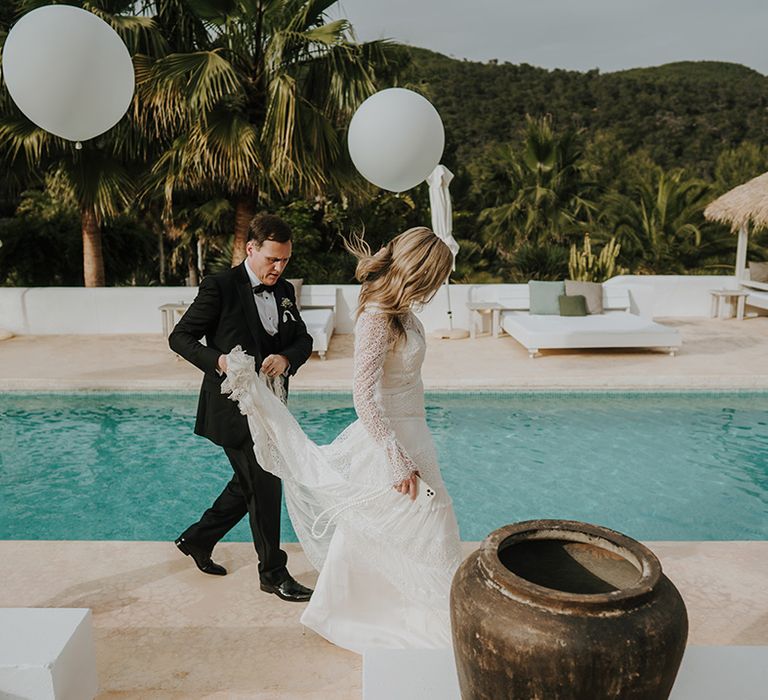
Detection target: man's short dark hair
<box><xmin>248</xmin><ymin>213</ymin><xmax>292</xmax><ymax>247</ymax></box>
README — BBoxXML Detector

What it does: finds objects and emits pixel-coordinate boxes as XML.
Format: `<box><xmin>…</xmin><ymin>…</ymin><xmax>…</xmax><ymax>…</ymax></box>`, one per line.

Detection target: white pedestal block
<box><xmin>0</xmin><ymin>608</ymin><xmax>98</xmax><ymax>700</ymax></box>
<box><xmin>363</xmin><ymin>646</ymin><xmax>768</xmax><ymax>700</ymax></box>
<box><xmin>363</xmin><ymin>649</ymin><xmax>460</xmax><ymax>700</ymax></box>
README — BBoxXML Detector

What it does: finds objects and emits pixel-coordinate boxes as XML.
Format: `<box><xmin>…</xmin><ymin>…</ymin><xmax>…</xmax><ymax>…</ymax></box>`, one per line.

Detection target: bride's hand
<box><xmin>394</xmin><ymin>471</ymin><xmax>420</xmax><ymax>501</ymax></box>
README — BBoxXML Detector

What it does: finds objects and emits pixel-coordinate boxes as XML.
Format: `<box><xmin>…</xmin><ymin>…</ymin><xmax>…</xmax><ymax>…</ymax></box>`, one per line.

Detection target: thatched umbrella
<box><xmin>704</xmin><ymin>172</ymin><xmax>768</xmax><ymax>283</ymax></box>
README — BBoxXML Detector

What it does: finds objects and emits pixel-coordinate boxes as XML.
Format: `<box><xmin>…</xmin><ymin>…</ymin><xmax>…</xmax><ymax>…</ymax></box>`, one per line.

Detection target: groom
<box><xmin>169</xmin><ymin>213</ymin><xmax>314</xmax><ymax>602</ymax></box>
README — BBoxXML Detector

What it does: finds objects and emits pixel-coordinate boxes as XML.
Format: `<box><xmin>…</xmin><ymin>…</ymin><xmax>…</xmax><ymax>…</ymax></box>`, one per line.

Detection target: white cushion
<box><xmin>501</xmin><ymin>311</ymin><xmax>681</xmax><ymax>350</ymax></box>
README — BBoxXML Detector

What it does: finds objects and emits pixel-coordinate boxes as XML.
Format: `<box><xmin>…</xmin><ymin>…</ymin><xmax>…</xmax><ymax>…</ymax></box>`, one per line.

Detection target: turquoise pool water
<box><xmin>1</xmin><ymin>392</ymin><xmax>766</xmax><ymax>542</ymax></box>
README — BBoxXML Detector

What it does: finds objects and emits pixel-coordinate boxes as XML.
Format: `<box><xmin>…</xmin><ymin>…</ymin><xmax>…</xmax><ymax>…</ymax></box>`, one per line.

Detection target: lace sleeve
<box><xmin>353</xmin><ymin>311</ymin><xmax>417</xmax><ymax>484</ymax></box>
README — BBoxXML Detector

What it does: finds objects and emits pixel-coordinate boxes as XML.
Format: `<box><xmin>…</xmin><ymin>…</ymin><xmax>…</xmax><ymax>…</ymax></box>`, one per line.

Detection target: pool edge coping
<box><xmin>3</xmin><ymin>373</ymin><xmax>768</xmax><ymax>395</ymax></box>
<box><xmin>3</xmin><ymin>384</ymin><xmax>768</xmax><ymax>397</ymax></box>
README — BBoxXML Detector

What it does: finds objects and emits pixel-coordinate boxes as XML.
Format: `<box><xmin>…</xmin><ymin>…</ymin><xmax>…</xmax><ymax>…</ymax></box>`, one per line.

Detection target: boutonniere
<box><xmin>281</xmin><ymin>298</ymin><xmax>294</xmax><ymax>310</ymax></box>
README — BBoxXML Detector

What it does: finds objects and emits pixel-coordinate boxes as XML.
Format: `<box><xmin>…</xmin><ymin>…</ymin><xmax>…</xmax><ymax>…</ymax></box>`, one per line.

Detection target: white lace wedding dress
<box><xmin>222</xmin><ymin>308</ymin><xmax>462</xmax><ymax>654</ymax></box>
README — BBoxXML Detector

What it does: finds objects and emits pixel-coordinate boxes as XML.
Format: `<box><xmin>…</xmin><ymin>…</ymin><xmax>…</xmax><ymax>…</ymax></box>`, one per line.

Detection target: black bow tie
<box><xmin>252</xmin><ymin>283</ymin><xmax>276</xmax><ymax>295</ymax></box>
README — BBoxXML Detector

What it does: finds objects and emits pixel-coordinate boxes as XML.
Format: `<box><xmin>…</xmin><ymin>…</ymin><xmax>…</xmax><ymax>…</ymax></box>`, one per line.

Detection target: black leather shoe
<box><xmin>260</xmin><ymin>575</ymin><xmax>313</xmax><ymax>602</ymax></box>
<box><xmin>175</xmin><ymin>537</ymin><xmax>227</xmax><ymax>576</ymax></box>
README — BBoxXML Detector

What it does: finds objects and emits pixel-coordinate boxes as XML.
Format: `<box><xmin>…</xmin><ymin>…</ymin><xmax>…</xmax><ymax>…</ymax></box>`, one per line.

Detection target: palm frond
<box><xmin>85</xmin><ymin>1</ymin><xmax>137</xmax><ymax>13</ymax></box>
<box><xmin>304</xmin><ymin>19</ymin><xmax>350</xmax><ymax>45</ymax></box>
<box><xmin>285</xmin><ymin>0</ymin><xmax>339</xmax><ymax>33</ymax></box>
<box><xmin>150</xmin><ymin>50</ymin><xmax>243</xmax><ymax>116</ymax></box>
<box><xmin>263</xmin><ymin>72</ymin><xmax>298</xmax><ymax>180</ymax></box>
<box><xmin>302</xmin><ymin>43</ymin><xmax>378</xmax><ymax>117</ymax></box>
<box><xmin>195</xmin><ymin>108</ymin><xmax>262</xmax><ymax>186</ymax></box>
<box><xmin>263</xmin><ymin>74</ymin><xmax>344</xmax><ymax>195</ymax></box>
<box><xmin>194</xmin><ymin>196</ymin><xmax>233</xmax><ymax>228</ymax></box>
<box><xmin>0</xmin><ymin>113</ymin><xmax>53</xmax><ymax>167</ymax></box>
<box><xmin>146</xmin><ymin>109</ymin><xmax>262</xmax><ymax>209</ymax></box>
<box><xmin>132</xmin><ymin>53</ymin><xmax>185</xmax><ymax>138</ymax></box>
<box><xmin>88</xmin><ymin>10</ymin><xmax>168</xmax><ymax>57</ymax></box>
<box><xmin>60</xmin><ymin>148</ymin><xmax>135</xmax><ymax>222</ymax></box>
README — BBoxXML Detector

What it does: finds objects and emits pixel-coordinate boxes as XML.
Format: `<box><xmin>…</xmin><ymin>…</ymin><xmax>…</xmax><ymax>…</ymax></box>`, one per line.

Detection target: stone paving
<box><xmin>1</xmin><ymin>317</ymin><xmax>767</xmax><ymax>698</ymax></box>
<box><xmin>0</xmin><ymin>316</ymin><xmax>766</xmax><ymax>392</ymax></box>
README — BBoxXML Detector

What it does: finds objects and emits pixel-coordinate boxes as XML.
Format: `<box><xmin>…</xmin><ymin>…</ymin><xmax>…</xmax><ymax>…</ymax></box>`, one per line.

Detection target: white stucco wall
<box><xmin>604</xmin><ymin>275</ymin><xmax>737</xmax><ymax>317</ymax></box>
<box><xmin>0</xmin><ymin>284</ymin><xmax>476</xmax><ymax>335</ymax></box>
<box><xmin>0</xmin><ymin>287</ymin><xmax>200</xmax><ymax>334</ymax></box>
<box><xmin>0</xmin><ymin>275</ymin><xmax>746</xmax><ymax>336</ymax></box>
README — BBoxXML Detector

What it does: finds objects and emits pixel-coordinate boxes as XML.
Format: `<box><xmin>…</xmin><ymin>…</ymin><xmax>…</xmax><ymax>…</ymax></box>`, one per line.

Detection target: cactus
<box><xmin>568</xmin><ymin>234</ymin><xmax>624</xmax><ymax>282</ymax></box>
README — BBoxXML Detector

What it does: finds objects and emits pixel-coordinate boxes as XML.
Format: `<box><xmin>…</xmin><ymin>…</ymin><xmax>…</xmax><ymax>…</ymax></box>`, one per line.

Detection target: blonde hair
<box><xmin>345</xmin><ymin>226</ymin><xmax>454</xmax><ymax>343</ymax></box>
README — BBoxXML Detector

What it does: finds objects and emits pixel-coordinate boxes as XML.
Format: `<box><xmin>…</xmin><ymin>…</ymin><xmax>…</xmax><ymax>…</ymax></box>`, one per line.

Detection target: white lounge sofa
<box><xmin>744</xmin><ymin>287</ymin><xmax>768</xmax><ymax>313</ymax></box>
<box><xmin>498</xmin><ymin>286</ymin><xmax>682</xmax><ymax>358</ymax></box>
<box><xmin>739</xmin><ymin>270</ymin><xmax>768</xmax><ymax>313</ymax></box>
<box><xmin>299</xmin><ymin>286</ymin><xmax>338</xmax><ymax>360</ymax></box>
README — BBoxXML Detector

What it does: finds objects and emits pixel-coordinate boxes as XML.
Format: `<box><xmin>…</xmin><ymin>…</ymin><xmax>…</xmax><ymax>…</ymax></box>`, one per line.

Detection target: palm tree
<box><xmin>165</xmin><ymin>195</ymin><xmax>233</xmax><ymax>284</ymax></box>
<box><xmin>604</xmin><ymin>168</ymin><xmax>709</xmax><ymax>274</ymax></box>
<box><xmin>477</xmin><ymin>115</ymin><xmax>596</xmax><ymax>260</ymax></box>
<box><xmin>0</xmin><ymin>1</ymin><xmax>167</xmax><ymax>286</ymax></box>
<box><xmin>144</xmin><ymin>0</ymin><xmax>403</xmax><ymax>265</ymax></box>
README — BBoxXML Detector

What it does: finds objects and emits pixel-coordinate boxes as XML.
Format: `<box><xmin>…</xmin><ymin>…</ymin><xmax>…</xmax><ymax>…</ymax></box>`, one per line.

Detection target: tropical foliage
<box><xmin>1</xmin><ymin>24</ymin><xmax>767</xmax><ymax>286</ymax></box>
<box><xmin>142</xmin><ymin>0</ymin><xmax>404</xmax><ymax>267</ymax></box>
<box><xmin>0</xmin><ymin>0</ymin><xmax>167</xmax><ymax>286</ymax></box>
<box><xmin>0</xmin><ymin>0</ymin><xmax>403</xmax><ymax>285</ymax></box>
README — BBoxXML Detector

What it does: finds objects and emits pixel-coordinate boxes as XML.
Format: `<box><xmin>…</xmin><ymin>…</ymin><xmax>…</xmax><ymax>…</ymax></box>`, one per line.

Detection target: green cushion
<box><xmin>558</xmin><ymin>294</ymin><xmax>588</xmax><ymax>316</ymax></box>
<box><xmin>528</xmin><ymin>281</ymin><xmax>566</xmax><ymax>315</ymax></box>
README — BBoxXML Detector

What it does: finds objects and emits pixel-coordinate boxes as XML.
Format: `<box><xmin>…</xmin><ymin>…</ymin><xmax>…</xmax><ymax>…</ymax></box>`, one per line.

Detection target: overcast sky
<box><xmin>328</xmin><ymin>0</ymin><xmax>768</xmax><ymax>75</ymax></box>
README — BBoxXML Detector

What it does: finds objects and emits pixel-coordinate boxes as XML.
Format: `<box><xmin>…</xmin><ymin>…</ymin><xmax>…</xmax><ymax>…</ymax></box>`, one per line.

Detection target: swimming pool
<box><xmin>1</xmin><ymin>392</ymin><xmax>766</xmax><ymax>541</ymax></box>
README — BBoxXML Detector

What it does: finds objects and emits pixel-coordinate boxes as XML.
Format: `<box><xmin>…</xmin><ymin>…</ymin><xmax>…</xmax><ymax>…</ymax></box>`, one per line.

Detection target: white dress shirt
<box><xmin>244</xmin><ymin>262</ymin><xmax>279</xmax><ymax>336</ymax></box>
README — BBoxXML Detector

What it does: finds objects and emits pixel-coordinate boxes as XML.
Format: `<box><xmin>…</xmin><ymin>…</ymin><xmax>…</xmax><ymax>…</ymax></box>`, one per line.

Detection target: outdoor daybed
<box><xmin>499</xmin><ymin>285</ymin><xmax>681</xmax><ymax>358</ymax></box>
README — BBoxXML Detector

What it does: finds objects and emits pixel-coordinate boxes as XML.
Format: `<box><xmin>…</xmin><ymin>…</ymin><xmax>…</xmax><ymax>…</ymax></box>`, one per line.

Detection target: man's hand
<box><xmin>217</xmin><ymin>354</ymin><xmax>228</xmax><ymax>373</ymax></box>
<box><xmin>261</xmin><ymin>354</ymin><xmax>289</xmax><ymax>377</ymax></box>
<box><xmin>394</xmin><ymin>471</ymin><xmax>420</xmax><ymax>501</ymax></box>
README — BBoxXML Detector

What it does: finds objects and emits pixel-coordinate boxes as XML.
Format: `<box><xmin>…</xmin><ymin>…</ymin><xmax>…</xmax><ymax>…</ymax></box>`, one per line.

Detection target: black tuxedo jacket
<box><xmin>169</xmin><ymin>263</ymin><xmax>313</xmax><ymax>448</ymax></box>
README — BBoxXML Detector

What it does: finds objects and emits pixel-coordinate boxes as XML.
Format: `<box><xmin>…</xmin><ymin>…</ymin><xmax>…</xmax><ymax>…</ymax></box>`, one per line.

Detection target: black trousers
<box><xmin>180</xmin><ymin>443</ymin><xmax>288</xmax><ymax>585</ymax></box>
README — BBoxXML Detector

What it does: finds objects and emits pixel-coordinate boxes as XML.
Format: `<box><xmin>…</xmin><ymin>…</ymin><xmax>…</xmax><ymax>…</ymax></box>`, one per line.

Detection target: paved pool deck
<box><xmin>1</xmin><ymin>540</ymin><xmax>766</xmax><ymax>699</ymax></box>
<box><xmin>1</xmin><ymin>317</ymin><xmax>767</xmax><ymax>698</ymax></box>
<box><xmin>0</xmin><ymin>316</ymin><xmax>767</xmax><ymax>392</ymax></box>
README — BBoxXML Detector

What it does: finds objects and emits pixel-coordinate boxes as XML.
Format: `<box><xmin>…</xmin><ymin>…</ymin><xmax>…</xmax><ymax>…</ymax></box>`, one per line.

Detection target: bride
<box><xmin>221</xmin><ymin>226</ymin><xmax>462</xmax><ymax>653</ymax></box>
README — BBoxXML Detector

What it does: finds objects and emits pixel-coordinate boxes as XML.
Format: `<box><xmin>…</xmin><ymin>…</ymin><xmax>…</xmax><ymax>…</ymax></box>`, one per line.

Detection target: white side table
<box><xmin>709</xmin><ymin>289</ymin><xmax>749</xmax><ymax>320</ymax></box>
<box><xmin>467</xmin><ymin>302</ymin><xmax>502</xmax><ymax>338</ymax></box>
<box><xmin>158</xmin><ymin>302</ymin><xmax>190</xmax><ymax>336</ymax></box>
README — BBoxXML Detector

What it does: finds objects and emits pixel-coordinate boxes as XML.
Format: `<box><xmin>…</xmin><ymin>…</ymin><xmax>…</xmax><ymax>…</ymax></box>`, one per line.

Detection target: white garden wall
<box><xmin>604</xmin><ymin>275</ymin><xmax>737</xmax><ymax>317</ymax></box>
<box><xmin>0</xmin><ymin>284</ymin><xmax>475</xmax><ymax>335</ymax></box>
<box><xmin>0</xmin><ymin>275</ymin><xmax>748</xmax><ymax>336</ymax></box>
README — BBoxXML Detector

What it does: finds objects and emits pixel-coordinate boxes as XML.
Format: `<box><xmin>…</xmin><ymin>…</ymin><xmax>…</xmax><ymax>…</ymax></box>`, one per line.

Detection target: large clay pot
<box><xmin>451</xmin><ymin>520</ymin><xmax>688</xmax><ymax>699</ymax></box>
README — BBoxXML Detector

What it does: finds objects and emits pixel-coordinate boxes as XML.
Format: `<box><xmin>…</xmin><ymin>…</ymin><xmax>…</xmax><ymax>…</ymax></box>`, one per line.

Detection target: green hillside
<box><xmin>407</xmin><ymin>48</ymin><xmax>768</xmax><ymax>176</ymax></box>
<box><xmin>617</xmin><ymin>61</ymin><xmax>763</xmax><ymax>82</ymax></box>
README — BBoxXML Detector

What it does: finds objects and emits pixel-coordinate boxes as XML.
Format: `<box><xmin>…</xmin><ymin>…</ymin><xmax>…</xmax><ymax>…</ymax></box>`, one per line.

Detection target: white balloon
<box><xmin>348</xmin><ymin>88</ymin><xmax>444</xmax><ymax>192</ymax></box>
<box><xmin>2</xmin><ymin>5</ymin><xmax>135</xmax><ymax>143</ymax></box>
